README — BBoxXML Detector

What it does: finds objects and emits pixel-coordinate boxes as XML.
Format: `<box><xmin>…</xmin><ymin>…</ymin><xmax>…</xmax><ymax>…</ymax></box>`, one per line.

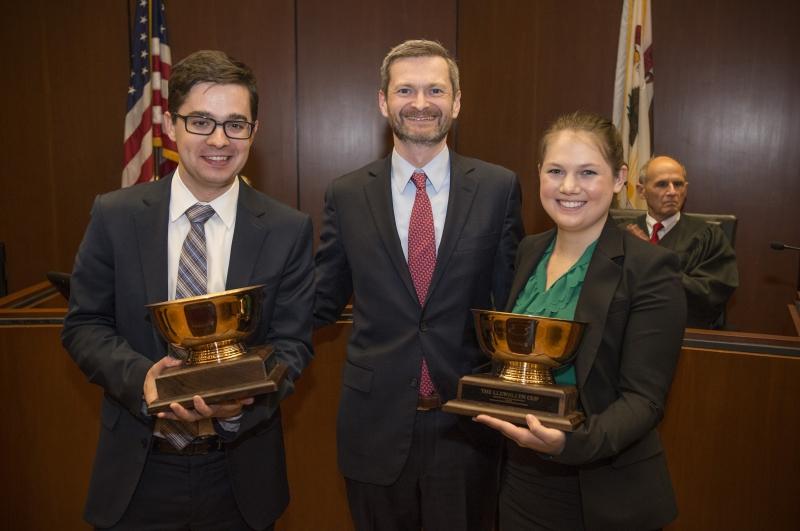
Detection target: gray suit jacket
<box><xmin>314</xmin><ymin>151</ymin><xmax>524</xmax><ymax>485</ymax></box>
<box><xmin>62</xmin><ymin>174</ymin><xmax>314</xmax><ymax>529</ymax></box>
<box><xmin>507</xmin><ymin>219</ymin><xmax>685</xmax><ymax>530</ymax></box>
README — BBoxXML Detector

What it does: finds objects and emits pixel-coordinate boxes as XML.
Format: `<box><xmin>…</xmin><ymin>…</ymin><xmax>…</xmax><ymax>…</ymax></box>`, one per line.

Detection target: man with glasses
<box><xmin>62</xmin><ymin>50</ymin><xmax>313</xmax><ymax>530</ymax></box>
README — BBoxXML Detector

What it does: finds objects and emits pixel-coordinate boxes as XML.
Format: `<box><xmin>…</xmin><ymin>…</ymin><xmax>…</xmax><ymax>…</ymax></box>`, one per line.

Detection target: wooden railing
<box><xmin>1</xmin><ymin>283</ymin><xmax>798</xmax><ymax>530</ymax></box>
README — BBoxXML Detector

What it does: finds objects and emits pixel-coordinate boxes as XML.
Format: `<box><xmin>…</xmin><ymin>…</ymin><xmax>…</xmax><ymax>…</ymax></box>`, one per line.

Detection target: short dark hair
<box><xmin>169</xmin><ymin>50</ymin><xmax>259</xmax><ymax>120</ymax></box>
<box><xmin>539</xmin><ymin>111</ymin><xmax>625</xmax><ymax>173</ymax></box>
<box><xmin>380</xmin><ymin>39</ymin><xmax>460</xmax><ymax>95</ymax></box>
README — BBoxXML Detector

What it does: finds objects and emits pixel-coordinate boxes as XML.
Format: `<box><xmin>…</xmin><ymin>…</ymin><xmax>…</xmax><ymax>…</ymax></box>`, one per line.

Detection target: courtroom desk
<box><xmin>662</xmin><ymin>329</ymin><xmax>800</xmax><ymax>531</ymax></box>
<box><xmin>3</xmin><ymin>281</ymin><xmax>798</xmax><ymax>530</ymax></box>
<box><xmin>276</xmin><ymin>323</ymin><xmax>352</xmax><ymax>530</ymax></box>
<box><xmin>0</xmin><ymin>283</ymin><xmax>95</xmax><ymax>529</ymax></box>
<box><xmin>0</xmin><ymin>322</ymin><xmax>99</xmax><ymax>530</ymax></box>
<box><xmin>0</xmin><ymin>286</ymin><xmax>352</xmax><ymax>530</ymax></box>
<box><xmin>294</xmin><ymin>328</ymin><xmax>800</xmax><ymax>531</ymax></box>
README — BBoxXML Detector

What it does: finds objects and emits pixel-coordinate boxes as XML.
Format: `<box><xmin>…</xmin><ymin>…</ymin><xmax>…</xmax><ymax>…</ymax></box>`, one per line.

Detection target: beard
<box><xmin>388</xmin><ymin>106</ymin><xmax>453</xmax><ymax>146</ymax></box>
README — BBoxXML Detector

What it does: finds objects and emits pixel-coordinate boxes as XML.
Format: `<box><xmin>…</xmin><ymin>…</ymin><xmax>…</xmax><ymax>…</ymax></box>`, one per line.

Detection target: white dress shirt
<box><xmin>646</xmin><ymin>211</ymin><xmax>680</xmax><ymax>240</ymax></box>
<box><xmin>167</xmin><ymin>169</ymin><xmax>239</xmax><ymax>300</ymax></box>
<box><xmin>161</xmin><ymin>169</ymin><xmax>243</xmax><ymax>432</ymax></box>
<box><xmin>390</xmin><ymin>146</ymin><xmax>450</xmax><ymax>260</ymax></box>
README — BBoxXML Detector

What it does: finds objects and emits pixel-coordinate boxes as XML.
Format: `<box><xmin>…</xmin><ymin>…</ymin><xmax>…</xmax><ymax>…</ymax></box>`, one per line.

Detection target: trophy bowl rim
<box><xmin>145</xmin><ymin>284</ymin><xmax>266</xmax><ymax>309</ymax></box>
<box><xmin>470</xmin><ymin>308</ymin><xmax>588</xmax><ymax>326</ymax></box>
<box><xmin>471</xmin><ymin>308</ymin><xmax>588</xmax><ymax>368</ymax></box>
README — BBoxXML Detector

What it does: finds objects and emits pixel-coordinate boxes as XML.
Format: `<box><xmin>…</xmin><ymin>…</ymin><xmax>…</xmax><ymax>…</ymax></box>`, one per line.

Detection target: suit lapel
<box><xmin>504</xmin><ymin>230</ymin><xmax>556</xmax><ymax>312</ymax></box>
<box><xmin>363</xmin><ymin>158</ymin><xmax>418</xmax><ymax>304</ymax></box>
<box><xmin>426</xmin><ymin>151</ymin><xmax>479</xmax><ymax>304</ymax></box>
<box><xmin>135</xmin><ymin>175</ymin><xmax>172</xmax><ymax>305</ymax></box>
<box><xmin>227</xmin><ymin>179</ymin><xmax>269</xmax><ymax>289</ymax></box>
<box><xmin>573</xmin><ymin>219</ymin><xmax>624</xmax><ymax>388</ymax></box>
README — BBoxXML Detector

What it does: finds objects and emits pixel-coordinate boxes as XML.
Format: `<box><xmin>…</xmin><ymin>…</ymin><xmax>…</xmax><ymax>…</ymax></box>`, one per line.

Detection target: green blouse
<box><xmin>511</xmin><ymin>237</ymin><xmax>598</xmax><ymax>385</ymax></box>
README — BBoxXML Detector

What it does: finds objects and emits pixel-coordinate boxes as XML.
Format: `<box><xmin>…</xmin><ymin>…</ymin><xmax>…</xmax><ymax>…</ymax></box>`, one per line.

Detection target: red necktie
<box><xmin>408</xmin><ymin>170</ymin><xmax>437</xmax><ymax>397</ymax></box>
<box><xmin>649</xmin><ymin>221</ymin><xmax>664</xmax><ymax>244</ymax></box>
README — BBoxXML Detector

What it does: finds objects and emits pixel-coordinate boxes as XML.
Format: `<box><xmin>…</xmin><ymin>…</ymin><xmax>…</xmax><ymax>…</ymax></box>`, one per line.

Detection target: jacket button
<box><xmin>419</xmin><ymin>321</ymin><xmax>428</xmax><ymax>332</ymax></box>
<box><xmin>409</xmin><ymin>378</ymin><xmax>418</xmax><ymax>387</ymax></box>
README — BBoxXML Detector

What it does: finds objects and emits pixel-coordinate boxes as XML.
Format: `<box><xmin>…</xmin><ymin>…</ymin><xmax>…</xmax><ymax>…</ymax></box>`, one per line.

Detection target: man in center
<box><xmin>314</xmin><ymin>40</ymin><xmax>524</xmax><ymax>530</ymax></box>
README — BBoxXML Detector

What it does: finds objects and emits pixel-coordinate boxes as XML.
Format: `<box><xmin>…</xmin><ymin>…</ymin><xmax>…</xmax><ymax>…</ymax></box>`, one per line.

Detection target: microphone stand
<box><xmin>770</xmin><ymin>242</ymin><xmax>800</xmax><ymax>311</ymax></box>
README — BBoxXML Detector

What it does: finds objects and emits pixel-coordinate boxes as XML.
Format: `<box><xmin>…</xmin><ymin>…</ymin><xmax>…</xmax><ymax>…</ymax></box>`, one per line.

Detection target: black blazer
<box><xmin>506</xmin><ymin>219</ymin><xmax>686</xmax><ymax>531</ymax></box>
<box><xmin>314</xmin><ymin>151</ymin><xmax>524</xmax><ymax>485</ymax></box>
<box><xmin>62</xmin><ymin>174</ymin><xmax>314</xmax><ymax>529</ymax></box>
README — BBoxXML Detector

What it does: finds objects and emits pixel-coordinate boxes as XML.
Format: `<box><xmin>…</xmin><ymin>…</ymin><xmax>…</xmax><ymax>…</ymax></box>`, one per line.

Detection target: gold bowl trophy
<box><xmin>443</xmin><ymin>310</ymin><xmax>586</xmax><ymax>431</ymax></box>
<box><xmin>145</xmin><ymin>284</ymin><xmax>287</xmax><ymax>414</ymax></box>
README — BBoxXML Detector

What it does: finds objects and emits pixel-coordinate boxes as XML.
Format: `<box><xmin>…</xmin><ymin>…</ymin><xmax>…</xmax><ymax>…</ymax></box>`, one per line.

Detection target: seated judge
<box><xmin>625</xmin><ymin>155</ymin><xmax>739</xmax><ymax>328</ymax></box>
<box><xmin>476</xmin><ymin>112</ymin><xmax>686</xmax><ymax>530</ymax></box>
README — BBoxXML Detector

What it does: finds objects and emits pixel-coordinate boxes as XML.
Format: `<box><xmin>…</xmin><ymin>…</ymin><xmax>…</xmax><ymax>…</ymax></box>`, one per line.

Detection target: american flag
<box><xmin>122</xmin><ymin>0</ymin><xmax>178</xmax><ymax>187</ymax></box>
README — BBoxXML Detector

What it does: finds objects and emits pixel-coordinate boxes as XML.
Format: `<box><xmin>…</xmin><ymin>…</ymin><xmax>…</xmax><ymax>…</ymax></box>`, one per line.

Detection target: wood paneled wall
<box><xmin>0</xmin><ymin>0</ymin><xmax>129</xmax><ymax>288</ymax></box>
<box><xmin>7</xmin><ymin>0</ymin><xmax>795</xmax><ymax>334</ymax></box>
<box><xmin>296</xmin><ymin>0</ymin><xmax>457</xmax><ymax>239</ymax></box>
<box><xmin>0</xmin><ymin>2</ymin><xmax>798</xmax><ymax>324</ymax></box>
<box><xmin>456</xmin><ymin>0</ymin><xmax>622</xmax><ymax>237</ymax></box>
<box><xmin>455</xmin><ymin>0</ymin><xmax>800</xmax><ymax>334</ymax></box>
<box><xmin>167</xmin><ymin>0</ymin><xmax>298</xmax><ymax>207</ymax></box>
<box><xmin>652</xmin><ymin>0</ymin><xmax>800</xmax><ymax>334</ymax></box>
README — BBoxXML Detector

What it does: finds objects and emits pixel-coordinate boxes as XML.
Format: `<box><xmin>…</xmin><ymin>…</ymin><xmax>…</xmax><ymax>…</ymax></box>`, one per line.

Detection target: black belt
<box><xmin>151</xmin><ymin>436</ymin><xmax>224</xmax><ymax>456</ymax></box>
<box><xmin>416</xmin><ymin>394</ymin><xmax>442</xmax><ymax>411</ymax></box>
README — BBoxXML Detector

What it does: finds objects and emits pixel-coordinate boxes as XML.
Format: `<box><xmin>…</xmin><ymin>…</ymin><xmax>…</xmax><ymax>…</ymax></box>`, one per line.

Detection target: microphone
<box><xmin>770</xmin><ymin>241</ymin><xmax>800</xmax><ymax>252</ymax></box>
<box><xmin>771</xmin><ymin>242</ymin><xmax>800</xmax><ymax>296</ymax></box>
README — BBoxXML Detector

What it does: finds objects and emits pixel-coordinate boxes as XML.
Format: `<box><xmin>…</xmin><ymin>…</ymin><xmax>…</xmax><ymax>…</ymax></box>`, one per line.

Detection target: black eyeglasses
<box><xmin>174</xmin><ymin>114</ymin><xmax>255</xmax><ymax>139</ymax></box>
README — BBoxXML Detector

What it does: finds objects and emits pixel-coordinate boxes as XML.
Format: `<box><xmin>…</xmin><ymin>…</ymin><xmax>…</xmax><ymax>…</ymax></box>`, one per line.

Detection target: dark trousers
<box><xmin>345</xmin><ymin>409</ymin><xmax>500</xmax><ymax>531</ymax></box>
<box><xmin>101</xmin><ymin>450</ymin><xmax>267</xmax><ymax>531</ymax></box>
<box><xmin>499</xmin><ymin>442</ymin><xmax>584</xmax><ymax>531</ymax></box>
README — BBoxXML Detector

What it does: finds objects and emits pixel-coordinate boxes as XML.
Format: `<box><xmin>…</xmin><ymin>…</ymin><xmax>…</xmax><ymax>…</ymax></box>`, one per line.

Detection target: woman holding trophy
<box><xmin>475</xmin><ymin>111</ymin><xmax>686</xmax><ymax>530</ymax></box>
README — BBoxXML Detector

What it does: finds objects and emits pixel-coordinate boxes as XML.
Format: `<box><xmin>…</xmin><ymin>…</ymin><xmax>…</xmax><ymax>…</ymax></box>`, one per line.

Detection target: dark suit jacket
<box><xmin>314</xmin><ymin>151</ymin><xmax>524</xmax><ymax>484</ymax></box>
<box><xmin>507</xmin><ymin>219</ymin><xmax>686</xmax><ymax>531</ymax></box>
<box><xmin>61</xmin><ymin>174</ymin><xmax>314</xmax><ymax>529</ymax></box>
<box><xmin>634</xmin><ymin>214</ymin><xmax>738</xmax><ymax>328</ymax></box>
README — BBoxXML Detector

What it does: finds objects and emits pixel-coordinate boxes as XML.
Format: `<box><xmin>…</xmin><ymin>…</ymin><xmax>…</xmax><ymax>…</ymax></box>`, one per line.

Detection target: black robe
<box><xmin>635</xmin><ymin>214</ymin><xmax>739</xmax><ymax>328</ymax></box>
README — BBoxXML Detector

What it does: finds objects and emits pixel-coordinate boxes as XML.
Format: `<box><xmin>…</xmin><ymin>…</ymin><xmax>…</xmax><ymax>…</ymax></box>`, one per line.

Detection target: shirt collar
<box><xmin>390</xmin><ymin>146</ymin><xmax>450</xmax><ymax>194</ymax></box>
<box><xmin>646</xmin><ymin>211</ymin><xmax>680</xmax><ymax>233</ymax></box>
<box><xmin>170</xmin><ymin>168</ymin><xmax>239</xmax><ymax>229</ymax></box>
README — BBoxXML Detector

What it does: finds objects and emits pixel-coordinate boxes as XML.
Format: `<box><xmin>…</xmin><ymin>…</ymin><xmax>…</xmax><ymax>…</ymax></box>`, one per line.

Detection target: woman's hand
<box><xmin>474</xmin><ymin>413</ymin><xmax>566</xmax><ymax>455</ymax></box>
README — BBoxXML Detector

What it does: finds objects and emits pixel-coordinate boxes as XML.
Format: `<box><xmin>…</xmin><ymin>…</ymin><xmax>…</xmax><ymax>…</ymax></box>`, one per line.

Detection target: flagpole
<box><xmin>147</xmin><ymin>0</ymin><xmax>160</xmax><ymax>180</ymax></box>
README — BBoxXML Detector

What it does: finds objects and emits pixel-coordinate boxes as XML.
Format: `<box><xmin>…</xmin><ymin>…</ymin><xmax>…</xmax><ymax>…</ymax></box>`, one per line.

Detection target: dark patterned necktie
<box><xmin>650</xmin><ymin>221</ymin><xmax>664</xmax><ymax>244</ymax></box>
<box><xmin>158</xmin><ymin>203</ymin><xmax>216</xmax><ymax>449</ymax></box>
<box><xmin>408</xmin><ymin>171</ymin><xmax>437</xmax><ymax>397</ymax></box>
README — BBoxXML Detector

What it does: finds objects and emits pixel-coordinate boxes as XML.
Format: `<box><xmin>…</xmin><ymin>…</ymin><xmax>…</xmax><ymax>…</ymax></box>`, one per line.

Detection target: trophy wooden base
<box><xmin>442</xmin><ymin>373</ymin><xmax>584</xmax><ymax>431</ymax></box>
<box><xmin>147</xmin><ymin>345</ymin><xmax>286</xmax><ymax>414</ymax></box>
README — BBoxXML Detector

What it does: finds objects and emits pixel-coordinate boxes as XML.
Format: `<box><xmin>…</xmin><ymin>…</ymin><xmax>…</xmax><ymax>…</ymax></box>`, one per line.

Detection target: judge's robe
<box><xmin>635</xmin><ymin>214</ymin><xmax>738</xmax><ymax>328</ymax></box>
